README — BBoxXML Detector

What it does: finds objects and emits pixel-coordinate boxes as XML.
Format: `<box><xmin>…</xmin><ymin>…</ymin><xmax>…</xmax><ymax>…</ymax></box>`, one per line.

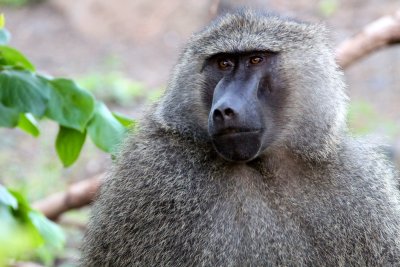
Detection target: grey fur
<box><xmin>81</xmin><ymin>10</ymin><xmax>400</xmax><ymax>266</ymax></box>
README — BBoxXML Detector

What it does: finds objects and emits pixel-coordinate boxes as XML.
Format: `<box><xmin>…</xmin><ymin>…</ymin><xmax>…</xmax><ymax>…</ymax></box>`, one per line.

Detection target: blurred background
<box><xmin>0</xmin><ymin>0</ymin><xmax>399</xmax><ymax>266</ymax></box>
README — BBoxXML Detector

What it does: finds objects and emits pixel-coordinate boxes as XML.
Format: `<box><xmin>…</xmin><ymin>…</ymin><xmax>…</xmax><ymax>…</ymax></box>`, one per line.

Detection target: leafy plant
<box><xmin>0</xmin><ymin>15</ymin><xmax>10</xmax><ymax>45</ymax></box>
<box><xmin>0</xmin><ymin>184</ymin><xmax>65</xmax><ymax>266</ymax></box>
<box><xmin>0</xmin><ymin>14</ymin><xmax>138</xmax><ymax>266</ymax></box>
<box><xmin>0</xmin><ymin>16</ymin><xmax>135</xmax><ymax>167</ymax></box>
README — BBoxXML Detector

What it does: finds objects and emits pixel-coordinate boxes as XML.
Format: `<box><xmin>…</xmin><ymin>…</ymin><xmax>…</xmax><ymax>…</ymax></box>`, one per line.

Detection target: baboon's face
<box><xmin>203</xmin><ymin>51</ymin><xmax>286</xmax><ymax>162</ymax></box>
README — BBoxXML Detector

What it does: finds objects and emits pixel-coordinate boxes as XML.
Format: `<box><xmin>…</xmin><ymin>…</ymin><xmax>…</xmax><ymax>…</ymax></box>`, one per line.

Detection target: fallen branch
<box><xmin>335</xmin><ymin>9</ymin><xmax>400</xmax><ymax>68</ymax></box>
<box><xmin>32</xmin><ymin>174</ymin><xmax>104</xmax><ymax>220</ymax></box>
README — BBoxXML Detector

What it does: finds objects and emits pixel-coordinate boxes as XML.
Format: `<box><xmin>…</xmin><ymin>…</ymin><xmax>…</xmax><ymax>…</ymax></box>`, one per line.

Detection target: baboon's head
<box><xmin>156</xmin><ymin>10</ymin><xmax>348</xmax><ymax>162</ymax></box>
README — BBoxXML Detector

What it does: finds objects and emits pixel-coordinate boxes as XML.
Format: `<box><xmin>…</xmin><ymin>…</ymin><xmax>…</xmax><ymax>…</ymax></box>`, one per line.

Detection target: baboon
<box><xmin>81</xmin><ymin>10</ymin><xmax>400</xmax><ymax>266</ymax></box>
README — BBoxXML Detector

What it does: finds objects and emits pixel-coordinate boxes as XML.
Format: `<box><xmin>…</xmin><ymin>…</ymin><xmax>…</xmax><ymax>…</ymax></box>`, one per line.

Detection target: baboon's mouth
<box><xmin>210</xmin><ymin>128</ymin><xmax>264</xmax><ymax>162</ymax></box>
<box><xmin>213</xmin><ymin>128</ymin><xmax>262</xmax><ymax>137</ymax></box>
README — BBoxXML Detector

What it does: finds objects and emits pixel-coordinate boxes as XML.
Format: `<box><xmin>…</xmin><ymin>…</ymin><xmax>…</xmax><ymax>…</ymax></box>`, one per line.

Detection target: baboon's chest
<box><xmin>197</xmin><ymin>165</ymin><xmax>374</xmax><ymax>264</ymax></box>
<box><xmin>195</xmin><ymin>166</ymin><xmax>312</xmax><ymax>264</ymax></box>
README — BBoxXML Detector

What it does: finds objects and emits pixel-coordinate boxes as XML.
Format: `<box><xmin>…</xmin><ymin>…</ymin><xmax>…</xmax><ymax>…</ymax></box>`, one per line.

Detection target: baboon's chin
<box><xmin>211</xmin><ymin>131</ymin><xmax>262</xmax><ymax>162</ymax></box>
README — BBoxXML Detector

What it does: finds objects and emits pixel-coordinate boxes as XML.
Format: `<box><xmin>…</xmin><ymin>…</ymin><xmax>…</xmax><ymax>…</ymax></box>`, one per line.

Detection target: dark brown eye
<box><xmin>217</xmin><ymin>59</ymin><xmax>233</xmax><ymax>70</ymax></box>
<box><xmin>250</xmin><ymin>56</ymin><xmax>263</xmax><ymax>65</ymax></box>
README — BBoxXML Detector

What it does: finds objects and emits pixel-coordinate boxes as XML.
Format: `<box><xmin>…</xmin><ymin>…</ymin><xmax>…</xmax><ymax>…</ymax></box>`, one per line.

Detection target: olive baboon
<box><xmin>81</xmin><ymin>10</ymin><xmax>400</xmax><ymax>266</ymax></box>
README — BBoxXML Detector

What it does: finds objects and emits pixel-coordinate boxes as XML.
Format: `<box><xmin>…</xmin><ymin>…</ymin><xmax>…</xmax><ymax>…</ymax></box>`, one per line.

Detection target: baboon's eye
<box><xmin>250</xmin><ymin>56</ymin><xmax>263</xmax><ymax>65</ymax></box>
<box><xmin>217</xmin><ymin>59</ymin><xmax>233</xmax><ymax>70</ymax></box>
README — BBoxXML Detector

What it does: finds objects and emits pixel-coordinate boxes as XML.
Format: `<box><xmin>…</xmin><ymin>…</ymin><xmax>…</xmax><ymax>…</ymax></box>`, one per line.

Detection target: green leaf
<box><xmin>56</xmin><ymin>126</ymin><xmax>86</xmax><ymax>167</ymax></box>
<box><xmin>0</xmin><ymin>185</ymin><xmax>18</xmax><ymax>209</ymax></box>
<box><xmin>0</xmin><ymin>70</ymin><xmax>51</xmax><ymax>116</ymax></box>
<box><xmin>8</xmin><ymin>189</ymin><xmax>33</xmax><ymax>222</ymax></box>
<box><xmin>87</xmin><ymin>102</ymin><xmax>126</xmax><ymax>153</ymax></box>
<box><xmin>0</xmin><ymin>216</ymin><xmax>42</xmax><ymax>265</ymax></box>
<box><xmin>18</xmin><ymin>113</ymin><xmax>40</xmax><ymax>137</ymax></box>
<box><xmin>112</xmin><ymin>112</ymin><xmax>136</xmax><ymax>129</ymax></box>
<box><xmin>0</xmin><ymin>29</ymin><xmax>10</xmax><ymax>45</ymax></box>
<box><xmin>0</xmin><ymin>14</ymin><xmax>4</xmax><ymax>29</ymax></box>
<box><xmin>28</xmin><ymin>211</ymin><xmax>65</xmax><ymax>250</ymax></box>
<box><xmin>0</xmin><ymin>189</ymin><xmax>45</xmax><ymax>265</ymax></box>
<box><xmin>0</xmin><ymin>45</ymin><xmax>35</xmax><ymax>71</ymax></box>
<box><xmin>45</xmin><ymin>78</ymin><xmax>95</xmax><ymax>131</ymax></box>
<box><xmin>0</xmin><ymin>204</ymin><xmax>17</xmax><ymax>226</ymax></box>
<box><xmin>0</xmin><ymin>102</ymin><xmax>19</xmax><ymax>127</ymax></box>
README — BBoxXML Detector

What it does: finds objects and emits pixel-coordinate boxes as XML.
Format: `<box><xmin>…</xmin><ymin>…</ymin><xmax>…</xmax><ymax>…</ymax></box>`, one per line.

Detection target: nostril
<box><xmin>213</xmin><ymin>109</ymin><xmax>223</xmax><ymax>121</ymax></box>
<box><xmin>224</xmin><ymin>108</ymin><xmax>235</xmax><ymax>118</ymax></box>
<box><xmin>212</xmin><ymin>107</ymin><xmax>236</xmax><ymax>122</ymax></box>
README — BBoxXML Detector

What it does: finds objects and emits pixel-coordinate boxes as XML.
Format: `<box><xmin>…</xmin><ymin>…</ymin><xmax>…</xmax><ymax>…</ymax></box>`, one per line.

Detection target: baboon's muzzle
<box><xmin>208</xmin><ymin>76</ymin><xmax>264</xmax><ymax>162</ymax></box>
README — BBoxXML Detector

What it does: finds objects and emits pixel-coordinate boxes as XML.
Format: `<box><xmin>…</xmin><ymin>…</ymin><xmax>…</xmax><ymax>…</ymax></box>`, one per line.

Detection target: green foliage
<box><xmin>0</xmin><ymin>24</ymin><xmax>135</xmax><ymax>167</ymax></box>
<box><xmin>87</xmin><ymin>102</ymin><xmax>126</xmax><ymax>153</ymax></box>
<box><xmin>0</xmin><ymin>45</ymin><xmax>35</xmax><ymax>71</ymax></box>
<box><xmin>0</xmin><ymin>14</ymin><xmax>4</xmax><ymax>28</ymax></box>
<box><xmin>0</xmin><ymin>15</ymin><xmax>11</xmax><ymax>45</ymax></box>
<box><xmin>18</xmin><ymin>113</ymin><xmax>40</xmax><ymax>137</ymax></box>
<box><xmin>56</xmin><ymin>126</ymin><xmax>86</xmax><ymax>167</ymax></box>
<box><xmin>0</xmin><ymin>70</ymin><xmax>51</xmax><ymax>117</ymax></box>
<box><xmin>0</xmin><ymin>102</ymin><xmax>19</xmax><ymax>127</ymax></box>
<box><xmin>0</xmin><ymin>185</ymin><xmax>65</xmax><ymax>266</ymax></box>
<box><xmin>0</xmin><ymin>29</ymin><xmax>10</xmax><ymax>45</ymax></box>
<box><xmin>46</xmin><ymin>78</ymin><xmax>95</xmax><ymax>132</ymax></box>
<box><xmin>0</xmin><ymin>16</ymin><xmax>137</xmax><ymax>265</ymax></box>
<box><xmin>113</xmin><ymin>111</ymin><xmax>137</xmax><ymax>129</ymax></box>
<box><xmin>0</xmin><ymin>185</ymin><xmax>17</xmax><ymax>208</ymax></box>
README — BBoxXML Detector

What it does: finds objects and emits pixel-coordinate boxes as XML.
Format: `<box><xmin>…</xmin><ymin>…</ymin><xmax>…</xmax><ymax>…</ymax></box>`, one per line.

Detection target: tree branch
<box><xmin>335</xmin><ymin>9</ymin><xmax>400</xmax><ymax>68</ymax></box>
<box><xmin>32</xmin><ymin>174</ymin><xmax>104</xmax><ymax>220</ymax></box>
